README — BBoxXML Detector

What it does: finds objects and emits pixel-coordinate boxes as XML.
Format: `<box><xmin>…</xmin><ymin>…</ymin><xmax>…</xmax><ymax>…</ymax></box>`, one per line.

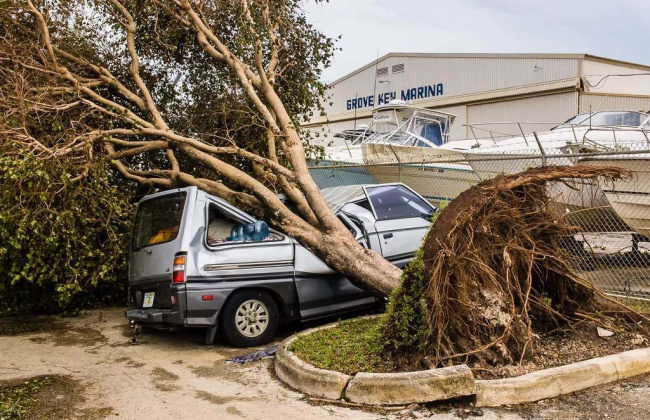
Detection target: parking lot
<box><xmin>1</xmin><ymin>308</ymin><xmax>650</xmax><ymax>419</ymax></box>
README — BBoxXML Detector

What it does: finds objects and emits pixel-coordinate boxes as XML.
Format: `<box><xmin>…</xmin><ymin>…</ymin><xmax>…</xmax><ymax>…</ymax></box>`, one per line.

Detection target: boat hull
<box><xmin>579</xmin><ymin>158</ymin><xmax>650</xmax><ymax>238</ymax></box>
<box><xmin>465</xmin><ymin>152</ymin><xmax>627</xmax><ymax>231</ymax></box>
<box><xmin>362</xmin><ymin>143</ymin><xmax>466</xmax><ymax>163</ymax></box>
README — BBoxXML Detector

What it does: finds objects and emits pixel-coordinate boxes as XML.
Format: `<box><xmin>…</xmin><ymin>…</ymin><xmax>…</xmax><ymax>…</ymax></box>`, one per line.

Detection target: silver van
<box><xmin>125</xmin><ymin>183</ymin><xmax>435</xmax><ymax>347</ymax></box>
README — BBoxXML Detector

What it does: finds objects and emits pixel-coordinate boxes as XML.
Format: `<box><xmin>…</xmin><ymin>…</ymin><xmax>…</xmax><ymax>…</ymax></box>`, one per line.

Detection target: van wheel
<box><xmin>221</xmin><ymin>290</ymin><xmax>279</xmax><ymax>347</ymax></box>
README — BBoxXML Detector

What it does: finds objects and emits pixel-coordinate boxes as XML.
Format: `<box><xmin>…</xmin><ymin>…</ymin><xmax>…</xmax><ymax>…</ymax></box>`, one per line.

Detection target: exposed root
<box><xmin>383</xmin><ymin>165</ymin><xmax>646</xmax><ymax>369</ymax></box>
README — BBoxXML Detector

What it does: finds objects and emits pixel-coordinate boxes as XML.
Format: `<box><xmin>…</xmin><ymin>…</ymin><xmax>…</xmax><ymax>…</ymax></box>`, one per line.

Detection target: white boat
<box><xmin>463</xmin><ymin>111</ymin><xmax>650</xmax><ymax>175</ymax></box>
<box><xmin>578</xmin><ymin>156</ymin><xmax>650</xmax><ymax>238</ymax></box>
<box><xmin>462</xmin><ymin>111</ymin><xmax>650</xmax><ymax>230</ymax></box>
<box><xmin>321</xmin><ymin>101</ymin><xmax>493</xmax><ymax>202</ymax></box>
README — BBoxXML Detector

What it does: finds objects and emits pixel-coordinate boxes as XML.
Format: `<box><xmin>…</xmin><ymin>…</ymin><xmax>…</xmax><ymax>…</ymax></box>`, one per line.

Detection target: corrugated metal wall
<box><xmin>309</xmin><ymin>56</ymin><xmax>650</xmax><ymax>139</ymax></box>
<box><xmin>579</xmin><ymin>93</ymin><xmax>650</xmax><ymax>114</ymax></box>
<box><xmin>466</xmin><ymin>92</ymin><xmax>579</xmax><ymax>138</ymax></box>
<box><xmin>326</xmin><ymin>55</ymin><xmax>581</xmax><ymax>115</ymax></box>
<box><xmin>582</xmin><ymin>60</ymin><xmax>650</xmax><ymax>96</ymax></box>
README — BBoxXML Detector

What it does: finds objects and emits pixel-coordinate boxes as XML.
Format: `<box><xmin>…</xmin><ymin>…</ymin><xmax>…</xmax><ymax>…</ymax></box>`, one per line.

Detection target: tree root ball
<box><xmin>382</xmin><ymin>165</ymin><xmax>643</xmax><ymax>369</ymax></box>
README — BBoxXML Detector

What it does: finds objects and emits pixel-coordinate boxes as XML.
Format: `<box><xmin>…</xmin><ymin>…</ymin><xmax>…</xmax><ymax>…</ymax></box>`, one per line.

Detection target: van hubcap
<box><xmin>235</xmin><ymin>299</ymin><xmax>269</xmax><ymax>338</ymax></box>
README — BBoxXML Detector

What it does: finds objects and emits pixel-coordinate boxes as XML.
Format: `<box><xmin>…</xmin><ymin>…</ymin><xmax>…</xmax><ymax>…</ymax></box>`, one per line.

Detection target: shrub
<box><xmin>0</xmin><ymin>149</ymin><xmax>134</xmax><ymax>314</ymax></box>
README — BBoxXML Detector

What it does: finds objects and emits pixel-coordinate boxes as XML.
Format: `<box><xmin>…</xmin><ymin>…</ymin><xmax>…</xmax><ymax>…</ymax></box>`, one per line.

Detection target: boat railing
<box><xmin>463</xmin><ymin>121</ymin><xmax>650</xmax><ymax>150</ymax></box>
<box><xmin>463</xmin><ymin>121</ymin><xmax>568</xmax><ymax>146</ymax></box>
<box><xmin>339</xmin><ymin>108</ymin><xmax>455</xmax><ymax>150</ymax></box>
<box><xmin>582</xmin><ymin>126</ymin><xmax>650</xmax><ymax>149</ymax></box>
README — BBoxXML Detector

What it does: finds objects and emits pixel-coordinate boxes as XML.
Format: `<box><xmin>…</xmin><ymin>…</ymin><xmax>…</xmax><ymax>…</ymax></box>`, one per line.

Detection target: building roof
<box><xmin>329</xmin><ymin>53</ymin><xmax>650</xmax><ymax>86</ymax></box>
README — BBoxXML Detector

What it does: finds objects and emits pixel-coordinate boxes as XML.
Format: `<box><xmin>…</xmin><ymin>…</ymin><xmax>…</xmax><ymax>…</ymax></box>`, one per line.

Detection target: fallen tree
<box><xmin>383</xmin><ymin>165</ymin><xmax>649</xmax><ymax>369</ymax></box>
<box><xmin>0</xmin><ymin>0</ymin><xmax>402</xmax><ymax>298</ymax></box>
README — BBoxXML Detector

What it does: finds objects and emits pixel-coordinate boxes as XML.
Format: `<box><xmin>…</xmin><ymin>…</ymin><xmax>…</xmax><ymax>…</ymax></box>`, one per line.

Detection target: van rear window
<box><xmin>132</xmin><ymin>193</ymin><xmax>186</xmax><ymax>250</ymax></box>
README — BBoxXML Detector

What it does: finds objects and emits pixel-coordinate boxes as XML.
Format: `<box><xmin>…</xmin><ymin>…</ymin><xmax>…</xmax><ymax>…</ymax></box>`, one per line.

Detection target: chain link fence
<box><xmin>310</xmin><ymin>143</ymin><xmax>650</xmax><ymax>302</ymax></box>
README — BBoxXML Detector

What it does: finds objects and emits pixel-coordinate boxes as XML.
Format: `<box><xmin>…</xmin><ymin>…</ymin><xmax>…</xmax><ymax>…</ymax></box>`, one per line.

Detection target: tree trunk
<box><xmin>296</xmin><ymin>227</ymin><xmax>403</xmax><ymax>298</ymax></box>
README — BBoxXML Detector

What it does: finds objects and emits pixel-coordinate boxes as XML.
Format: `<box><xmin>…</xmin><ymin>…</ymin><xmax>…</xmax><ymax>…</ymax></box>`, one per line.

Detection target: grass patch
<box><xmin>0</xmin><ymin>375</ymin><xmax>112</xmax><ymax>419</ymax></box>
<box><xmin>0</xmin><ymin>375</ymin><xmax>87</xmax><ymax>419</ymax></box>
<box><xmin>289</xmin><ymin>317</ymin><xmax>394</xmax><ymax>375</ymax></box>
<box><xmin>0</xmin><ymin>377</ymin><xmax>49</xmax><ymax>419</ymax></box>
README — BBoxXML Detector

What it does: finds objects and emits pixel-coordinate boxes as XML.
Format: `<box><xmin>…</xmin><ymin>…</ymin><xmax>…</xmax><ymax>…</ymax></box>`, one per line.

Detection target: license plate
<box><xmin>143</xmin><ymin>292</ymin><xmax>155</xmax><ymax>308</ymax></box>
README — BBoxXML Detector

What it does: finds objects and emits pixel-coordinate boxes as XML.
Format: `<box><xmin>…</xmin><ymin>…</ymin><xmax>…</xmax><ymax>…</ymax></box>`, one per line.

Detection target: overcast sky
<box><xmin>303</xmin><ymin>0</ymin><xmax>648</xmax><ymax>82</ymax></box>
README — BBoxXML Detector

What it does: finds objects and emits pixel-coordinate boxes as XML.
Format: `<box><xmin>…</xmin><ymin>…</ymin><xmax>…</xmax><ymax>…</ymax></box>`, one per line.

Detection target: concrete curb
<box><xmin>275</xmin><ymin>319</ymin><xmax>650</xmax><ymax>407</ymax></box>
<box><xmin>475</xmin><ymin>347</ymin><xmax>650</xmax><ymax>407</ymax></box>
<box><xmin>274</xmin><ymin>317</ymin><xmax>474</xmax><ymax>405</ymax></box>
<box><xmin>345</xmin><ymin>365</ymin><xmax>475</xmax><ymax>405</ymax></box>
<box><xmin>275</xmin><ymin>323</ymin><xmax>353</xmax><ymax>400</ymax></box>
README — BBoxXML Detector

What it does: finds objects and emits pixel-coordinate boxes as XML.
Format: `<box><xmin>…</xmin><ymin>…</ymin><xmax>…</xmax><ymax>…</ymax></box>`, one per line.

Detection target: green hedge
<box><xmin>0</xmin><ymin>150</ymin><xmax>134</xmax><ymax>315</ymax></box>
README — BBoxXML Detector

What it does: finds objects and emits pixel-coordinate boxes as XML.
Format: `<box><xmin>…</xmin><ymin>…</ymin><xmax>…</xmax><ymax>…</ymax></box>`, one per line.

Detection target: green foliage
<box><xmin>380</xmin><ymin>217</ymin><xmax>440</xmax><ymax>361</ymax></box>
<box><xmin>0</xmin><ymin>377</ymin><xmax>50</xmax><ymax>419</ymax></box>
<box><xmin>0</xmin><ymin>149</ymin><xmax>134</xmax><ymax>315</ymax></box>
<box><xmin>289</xmin><ymin>317</ymin><xmax>394</xmax><ymax>375</ymax></box>
<box><xmin>381</xmin><ymin>248</ymin><xmax>431</xmax><ymax>359</ymax></box>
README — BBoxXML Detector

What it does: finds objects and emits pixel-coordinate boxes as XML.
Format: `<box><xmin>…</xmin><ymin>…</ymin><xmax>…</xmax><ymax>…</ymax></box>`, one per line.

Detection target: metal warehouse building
<box><xmin>305</xmin><ymin>53</ymin><xmax>650</xmax><ymax>142</ymax></box>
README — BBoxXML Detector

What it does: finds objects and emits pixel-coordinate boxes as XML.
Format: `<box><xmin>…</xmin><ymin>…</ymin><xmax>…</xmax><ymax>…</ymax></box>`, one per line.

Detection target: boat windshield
<box><xmin>409</xmin><ymin>116</ymin><xmax>446</xmax><ymax>146</ymax></box>
<box><xmin>554</xmin><ymin>111</ymin><xmax>648</xmax><ymax>129</ymax></box>
<box><xmin>362</xmin><ymin>110</ymin><xmax>448</xmax><ymax>148</ymax></box>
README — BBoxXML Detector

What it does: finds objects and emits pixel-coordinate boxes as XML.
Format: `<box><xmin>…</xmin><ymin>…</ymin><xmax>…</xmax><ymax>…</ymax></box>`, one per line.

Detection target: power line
<box><xmin>583</xmin><ymin>73</ymin><xmax>650</xmax><ymax>89</ymax></box>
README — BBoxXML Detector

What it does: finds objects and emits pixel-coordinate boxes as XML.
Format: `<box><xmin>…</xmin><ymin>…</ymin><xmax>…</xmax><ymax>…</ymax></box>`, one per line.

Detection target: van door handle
<box><xmin>383</xmin><ymin>233</ymin><xmax>393</xmax><ymax>239</ymax></box>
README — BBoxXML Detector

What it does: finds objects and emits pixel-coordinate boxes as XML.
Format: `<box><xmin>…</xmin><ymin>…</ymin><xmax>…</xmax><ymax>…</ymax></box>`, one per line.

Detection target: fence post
<box><xmin>533</xmin><ymin>132</ymin><xmax>547</xmax><ymax>166</ymax></box>
<box><xmin>517</xmin><ymin>123</ymin><xmax>529</xmax><ymax>147</ymax></box>
<box><xmin>388</xmin><ymin>144</ymin><xmax>402</xmax><ymax>183</ymax></box>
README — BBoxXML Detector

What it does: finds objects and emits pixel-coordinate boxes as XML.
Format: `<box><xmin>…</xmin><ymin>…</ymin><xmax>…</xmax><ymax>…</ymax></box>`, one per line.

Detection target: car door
<box><xmin>364</xmin><ymin>184</ymin><xmax>435</xmax><ymax>267</ymax></box>
<box><xmin>293</xmin><ymin>213</ymin><xmax>375</xmax><ymax>319</ymax></box>
<box><xmin>188</xmin><ymin>199</ymin><xmax>297</xmax><ymax>325</ymax></box>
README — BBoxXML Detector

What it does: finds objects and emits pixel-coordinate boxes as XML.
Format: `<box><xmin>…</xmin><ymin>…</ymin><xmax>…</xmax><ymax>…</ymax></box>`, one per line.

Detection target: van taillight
<box><xmin>172</xmin><ymin>254</ymin><xmax>186</xmax><ymax>284</ymax></box>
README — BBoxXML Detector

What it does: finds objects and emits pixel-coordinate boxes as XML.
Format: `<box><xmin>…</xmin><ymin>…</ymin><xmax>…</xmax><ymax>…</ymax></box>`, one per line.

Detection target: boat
<box><xmin>317</xmin><ymin>101</ymin><xmax>493</xmax><ymax>203</ymax></box>
<box><xmin>462</xmin><ymin>111</ymin><xmax>650</xmax><ymax>231</ymax></box>
<box><xmin>463</xmin><ymin>111</ymin><xmax>650</xmax><ymax>175</ymax></box>
<box><xmin>578</xmin><ymin>155</ymin><xmax>650</xmax><ymax>238</ymax></box>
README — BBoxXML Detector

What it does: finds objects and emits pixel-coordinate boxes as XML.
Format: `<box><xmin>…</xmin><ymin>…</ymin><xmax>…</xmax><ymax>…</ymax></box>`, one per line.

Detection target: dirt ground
<box><xmin>1</xmin><ymin>308</ymin><xmax>650</xmax><ymax>419</ymax></box>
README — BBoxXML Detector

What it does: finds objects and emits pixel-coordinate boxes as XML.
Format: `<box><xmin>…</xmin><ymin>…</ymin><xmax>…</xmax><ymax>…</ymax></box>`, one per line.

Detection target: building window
<box><xmin>392</xmin><ymin>63</ymin><xmax>405</xmax><ymax>74</ymax></box>
<box><xmin>376</xmin><ymin>67</ymin><xmax>388</xmax><ymax>77</ymax></box>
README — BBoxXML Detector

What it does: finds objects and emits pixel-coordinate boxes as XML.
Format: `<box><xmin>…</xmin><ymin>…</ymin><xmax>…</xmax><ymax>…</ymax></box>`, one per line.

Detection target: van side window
<box><xmin>206</xmin><ymin>204</ymin><xmax>281</xmax><ymax>246</ymax></box>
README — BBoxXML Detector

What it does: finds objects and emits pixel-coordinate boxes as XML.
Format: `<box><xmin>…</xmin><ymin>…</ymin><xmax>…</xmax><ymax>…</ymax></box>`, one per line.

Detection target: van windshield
<box><xmin>132</xmin><ymin>192</ymin><xmax>186</xmax><ymax>250</ymax></box>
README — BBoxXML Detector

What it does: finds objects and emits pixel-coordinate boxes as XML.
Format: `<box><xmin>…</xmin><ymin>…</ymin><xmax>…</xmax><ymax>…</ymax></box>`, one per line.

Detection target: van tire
<box><xmin>220</xmin><ymin>290</ymin><xmax>279</xmax><ymax>348</ymax></box>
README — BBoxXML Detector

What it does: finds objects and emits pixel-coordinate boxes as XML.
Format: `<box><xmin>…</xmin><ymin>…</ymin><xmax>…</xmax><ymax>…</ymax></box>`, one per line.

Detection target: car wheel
<box><xmin>221</xmin><ymin>290</ymin><xmax>279</xmax><ymax>347</ymax></box>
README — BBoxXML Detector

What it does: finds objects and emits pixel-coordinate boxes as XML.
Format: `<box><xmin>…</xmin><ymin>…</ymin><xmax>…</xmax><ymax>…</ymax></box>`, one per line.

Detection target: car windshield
<box><xmin>366</xmin><ymin>185</ymin><xmax>433</xmax><ymax>220</ymax></box>
<box><xmin>132</xmin><ymin>192</ymin><xmax>186</xmax><ymax>250</ymax></box>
